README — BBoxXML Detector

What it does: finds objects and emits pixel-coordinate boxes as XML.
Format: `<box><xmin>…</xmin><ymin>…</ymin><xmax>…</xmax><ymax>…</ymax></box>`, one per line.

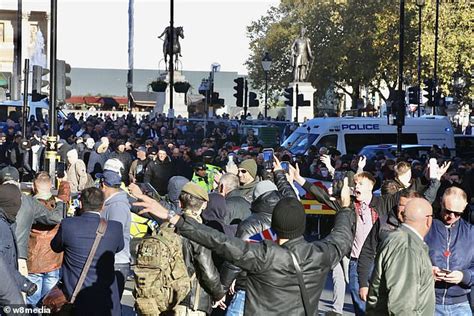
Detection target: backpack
<box><xmin>133</xmin><ymin>223</ymin><xmax>192</xmax><ymax>315</ymax></box>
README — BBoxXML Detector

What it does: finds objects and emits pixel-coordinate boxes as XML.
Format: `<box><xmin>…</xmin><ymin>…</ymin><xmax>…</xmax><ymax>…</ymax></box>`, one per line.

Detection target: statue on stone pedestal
<box><xmin>291</xmin><ymin>27</ymin><xmax>313</xmax><ymax>82</ymax></box>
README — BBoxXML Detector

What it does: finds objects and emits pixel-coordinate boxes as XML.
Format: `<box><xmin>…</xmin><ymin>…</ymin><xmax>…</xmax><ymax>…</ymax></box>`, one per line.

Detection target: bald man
<box><xmin>366</xmin><ymin>198</ymin><xmax>435</xmax><ymax>316</ymax></box>
<box><xmin>425</xmin><ymin>187</ymin><xmax>473</xmax><ymax>315</ymax></box>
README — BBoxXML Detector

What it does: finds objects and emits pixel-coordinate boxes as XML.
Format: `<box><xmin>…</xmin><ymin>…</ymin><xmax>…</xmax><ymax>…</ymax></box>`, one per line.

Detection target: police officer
<box><xmin>192</xmin><ymin>163</ymin><xmax>212</xmax><ymax>192</ymax></box>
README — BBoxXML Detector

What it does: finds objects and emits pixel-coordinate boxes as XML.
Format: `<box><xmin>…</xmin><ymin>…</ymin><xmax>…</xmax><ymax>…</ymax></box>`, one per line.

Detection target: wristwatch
<box><xmin>167</xmin><ymin>210</ymin><xmax>176</xmax><ymax>221</ymax></box>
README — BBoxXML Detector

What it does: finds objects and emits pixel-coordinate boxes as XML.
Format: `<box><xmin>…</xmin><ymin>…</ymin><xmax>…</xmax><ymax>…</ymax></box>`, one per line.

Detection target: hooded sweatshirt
<box><xmin>101</xmin><ymin>190</ymin><xmax>131</xmax><ymax>264</ymax></box>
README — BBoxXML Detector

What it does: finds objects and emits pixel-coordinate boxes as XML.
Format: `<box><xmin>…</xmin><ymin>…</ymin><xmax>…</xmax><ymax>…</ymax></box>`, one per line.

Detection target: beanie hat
<box><xmin>253</xmin><ymin>180</ymin><xmax>277</xmax><ymax>200</ymax></box>
<box><xmin>0</xmin><ymin>184</ymin><xmax>22</xmax><ymax>222</ymax></box>
<box><xmin>239</xmin><ymin>159</ymin><xmax>257</xmax><ymax>179</ymax></box>
<box><xmin>271</xmin><ymin>197</ymin><xmax>306</xmax><ymax>239</ymax></box>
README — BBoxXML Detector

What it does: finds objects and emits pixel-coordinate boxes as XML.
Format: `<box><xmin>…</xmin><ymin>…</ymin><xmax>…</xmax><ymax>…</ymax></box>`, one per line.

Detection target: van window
<box><xmin>284</xmin><ymin>132</ymin><xmax>319</xmax><ymax>155</ymax></box>
<box><xmin>0</xmin><ymin>106</ymin><xmax>21</xmax><ymax>122</ymax></box>
<box><xmin>345</xmin><ymin>133</ymin><xmax>417</xmax><ymax>155</ymax></box>
<box><xmin>315</xmin><ymin>134</ymin><xmax>337</xmax><ymax>151</ymax></box>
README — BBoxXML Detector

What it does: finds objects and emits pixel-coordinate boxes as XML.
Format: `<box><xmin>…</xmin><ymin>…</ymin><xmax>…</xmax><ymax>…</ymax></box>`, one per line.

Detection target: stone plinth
<box><xmin>154</xmin><ymin>71</ymin><xmax>188</xmax><ymax>118</ymax></box>
<box><xmin>285</xmin><ymin>82</ymin><xmax>316</xmax><ymax>122</ymax></box>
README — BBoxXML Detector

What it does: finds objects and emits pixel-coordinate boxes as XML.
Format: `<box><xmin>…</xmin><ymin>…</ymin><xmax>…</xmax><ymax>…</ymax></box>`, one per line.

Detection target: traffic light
<box><xmin>284</xmin><ymin>87</ymin><xmax>294</xmax><ymax>107</ymax></box>
<box><xmin>423</xmin><ymin>79</ymin><xmax>434</xmax><ymax>108</ymax></box>
<box><xmin>233</xmin><ymin>77</ymin><xmax>244</xmax><ymax>107</ymax></box>
<box><xmin>56</xmin><ymin>60</ymin><xmax>71</xmax><ymax>102</ymax></box>
<box><xmin>211</xmin><ymin>92</ymin><xmax>224</xmax><ymax>106</ymax></box>
<box><xmin>32</xmin><ymin>65</ymin><xmax>49</xmax><ymax>101</ymax></box>
<box><xmin>248</xmin><ymin>92</ymin><xmax>259</xmax><ymax>107</ymax></box>
<box><xmin>296</xmin><ymin>94</ymin><xmax>310</xmax><ymax>107</ymax></box>
<box><xmin>408</xmin><ymin>86</ymin><xmax>419</xmax><ymax>104</ymax></box>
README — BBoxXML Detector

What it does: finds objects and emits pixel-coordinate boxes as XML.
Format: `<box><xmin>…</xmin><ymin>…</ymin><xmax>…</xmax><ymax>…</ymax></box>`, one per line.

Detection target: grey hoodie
<box><xmin>101</xmin><ymin>190</ymin><xmax>131</xmax><ymax>264</ymax></box>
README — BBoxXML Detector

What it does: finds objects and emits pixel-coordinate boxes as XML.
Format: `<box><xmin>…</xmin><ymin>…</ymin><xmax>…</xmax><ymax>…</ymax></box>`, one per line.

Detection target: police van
<box><xmin>282</xmin><ymin>116</ymin><xmax>455</xmax><ymax>156</ymax></box>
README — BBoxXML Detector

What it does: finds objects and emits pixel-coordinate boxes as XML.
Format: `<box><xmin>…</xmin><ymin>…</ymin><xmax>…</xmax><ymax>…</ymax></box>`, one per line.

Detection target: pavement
<box><xmin>121</xmin><ymin>270</ymin><xmax>356</xmax><ymax>315</ymax></box>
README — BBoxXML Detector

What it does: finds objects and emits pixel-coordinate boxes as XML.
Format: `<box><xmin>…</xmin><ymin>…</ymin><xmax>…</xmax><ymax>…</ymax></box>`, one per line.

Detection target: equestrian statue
<box><xmin>158</xmin><ymin>26</ymin><xmax>184</xmax><ymax>65</ymax></box>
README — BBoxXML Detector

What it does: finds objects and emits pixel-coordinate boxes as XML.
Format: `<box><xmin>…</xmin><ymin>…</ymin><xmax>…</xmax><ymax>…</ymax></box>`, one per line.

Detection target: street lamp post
<box><xmin>261</xmin><ymin>52</ymin><xmax>272</xmax><ymax>119</ymax></box>
<box><xmin>396</xmin><ymin>0</ymin><xmax>406</xmax><ymax>156</ymax></box>
<box><xmin>416</xmin><ymin>0</ymin><xmax>425</xmax><ymax>117</ymax></box>
<box><xmin>433</xmin><ymin>0</ymin><xmax>440</xmax><ymax>115</ymax></box>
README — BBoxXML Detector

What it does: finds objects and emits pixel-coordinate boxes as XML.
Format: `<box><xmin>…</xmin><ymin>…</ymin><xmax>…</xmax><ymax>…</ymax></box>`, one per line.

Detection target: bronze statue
<box><xmin>291</xmin><ymin>27</ymin><xmax>313</xmax><ymax>82</ymax></box>
<box><xmin>158</xmin><ymin>26</ymin><xmax>184</xmax><ymax>64</ymax></box>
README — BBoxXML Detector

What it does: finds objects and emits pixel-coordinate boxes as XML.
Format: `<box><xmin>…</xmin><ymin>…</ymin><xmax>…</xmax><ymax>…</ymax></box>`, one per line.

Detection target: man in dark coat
<box><xmin>219</xmin><ymin>171</ymin><xmax>297</xmax><ymax>315</ymax></box>
<box><xmin>109</xmin><ymin>139</ymin><xmax>133</xmax><ymax>184</ymax></box>
<box><xmin>144</xmin><ymin>149</ymin><xmax>175</xmax><ymax>196</ymax></box>
<box><xmin>217</xmin><ymin>173</ymin><xmax>251</xmax><ymax>225</ymax></box>
<box><xmin>51</xmin><ymin>187</ymin><xmax>124</xmax><ymax>316</ymax></box>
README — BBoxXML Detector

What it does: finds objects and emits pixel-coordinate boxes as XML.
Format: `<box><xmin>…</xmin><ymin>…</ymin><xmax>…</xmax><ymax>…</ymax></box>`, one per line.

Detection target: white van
<box><xmin>282</xmin><ymin>116</ymin><xmax>455</xmax><ymax>155</ymax></box>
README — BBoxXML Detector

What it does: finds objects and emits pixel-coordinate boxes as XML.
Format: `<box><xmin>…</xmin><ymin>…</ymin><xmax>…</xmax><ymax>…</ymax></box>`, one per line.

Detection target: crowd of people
<box><xmin>0</xmin><ymin>111</ymin><xmax>472</xmax><ymax>316</ymax></box>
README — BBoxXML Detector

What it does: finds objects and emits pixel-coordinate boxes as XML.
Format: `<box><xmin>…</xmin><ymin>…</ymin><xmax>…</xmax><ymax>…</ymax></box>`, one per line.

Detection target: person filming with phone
<box><xmin>425</xmin><ymin>186</ymin><xmax>473</xmax><ymax>315</ymax></box>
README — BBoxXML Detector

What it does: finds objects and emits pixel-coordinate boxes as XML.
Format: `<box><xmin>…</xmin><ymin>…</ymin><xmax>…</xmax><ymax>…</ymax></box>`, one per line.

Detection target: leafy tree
<box><xmin>245</xmin><ymin>0</ymin><xmax>472</xmax><ymax>110</ymax></box>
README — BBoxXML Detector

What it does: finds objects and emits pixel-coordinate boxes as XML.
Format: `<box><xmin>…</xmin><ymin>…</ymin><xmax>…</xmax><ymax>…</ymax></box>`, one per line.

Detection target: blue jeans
<box><xmin>349</xmin><ymin>259</ymin><xmax>366</xmax><ymax>316</ymax></box>
<box><xmin>27</xmin><ymin>269</ymin><xmax>60</xmax><ymax>306</ymax></box>
<box><xmin>226</xmin><ymin>290</ymin><xmax>245</xmax><ymax>316</ymax></box>
<box><xmin>435</xmin><ymin>301</ymin><xmax>472</xmax><ymax>316</ymax></box>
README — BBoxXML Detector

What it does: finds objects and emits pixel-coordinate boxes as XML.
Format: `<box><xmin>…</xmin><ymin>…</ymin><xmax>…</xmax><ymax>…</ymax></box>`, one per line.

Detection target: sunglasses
<box><xmin>238</xmin><ymin>169</ymin><xmax>247</xmax><ymax>174</ymax></box>
<box><xmin>444</xmin><ymin>209</ymin><xmax>462</xmax><ymax>217</ymax></box>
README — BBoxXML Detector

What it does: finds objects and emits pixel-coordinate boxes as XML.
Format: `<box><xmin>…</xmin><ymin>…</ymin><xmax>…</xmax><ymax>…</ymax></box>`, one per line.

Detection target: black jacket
<box><xmin>180</xmin><ymin>229</ymin><xmax>225</xmax><ymax>314</ymax></box>
<box><xmin>357</xmin><ymin>212</ymin><xmax>400</xmax><ymax>288</ymax></box>
<box><xmin>220</xmin><ymin>170</ymin><xmax>297</xmax><ymax>291</ymax></box>
<box><xmin>175</xmin><ymin>205</ymin><xmax>356</xmax><ymax>316</ymax></box>
<box><xmin>144</xmin><ymin>158</ymin><xmax>175</xmax><ymax>196</ymax></box>
<box><xmin>224</xmin><ymin>190</ymin><xmax>251</xmax><ymax>225</ymax></box>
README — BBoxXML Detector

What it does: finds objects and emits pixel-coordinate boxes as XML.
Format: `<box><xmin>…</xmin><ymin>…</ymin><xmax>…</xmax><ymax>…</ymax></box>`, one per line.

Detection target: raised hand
<box><xmin>357</xmin><ymin>155</ymin><xmax>367</xmax><ymax>173</ymax></box>
<box><xmin>133</xmin><ymin>194</ymin><xmax>169</xmax><ymax>220</ymax></box>
<box><xmin>128</xmin><ymin>183</ymin><xmax>145</xmax><ymax>199</ymax></box>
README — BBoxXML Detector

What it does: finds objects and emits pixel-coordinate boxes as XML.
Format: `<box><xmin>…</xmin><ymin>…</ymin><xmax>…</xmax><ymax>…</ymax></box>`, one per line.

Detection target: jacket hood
<box><xmin>0</xmin><ymin>183</ymin><xmax>22</xmax><ymax>222</ymax></box>
<box><xmin>202</xmin><ymin>193</ymin><xmax>227</xmax><ymax>222</ymax></box>
<box><xmin>251</xmin><ymin>190</ymin><xmax>281</xmax><ymax>214</ymax></box>
<box><xmin>202</xmin><ymin>193</ymin><xmax>237</xmax><ymax>236</ymax></box>
<box><xmin>167</xmin><ymin>176</ymin><xmax>189</xmax><ymax>205</ymax></box>
<box><xmin>104</xmin><ymin>190</ymin><xmax>130</xmax><ymax>207</ymax></box>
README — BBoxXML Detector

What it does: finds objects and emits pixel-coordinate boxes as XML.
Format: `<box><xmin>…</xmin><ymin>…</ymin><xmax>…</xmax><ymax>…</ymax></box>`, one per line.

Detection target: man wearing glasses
<box><xmin>425</xmin><ymin>187</ymin><xmax>473</xmax><ymax>315</ymax></box>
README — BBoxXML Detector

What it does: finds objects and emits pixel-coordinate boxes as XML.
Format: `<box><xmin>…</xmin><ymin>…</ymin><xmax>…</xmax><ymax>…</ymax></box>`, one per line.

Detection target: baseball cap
<box><xmin>0</xmin><ymin>166</ymin><xmax>20</xmax><ymax>183</ymax></box>
<box><xmin>148</xmin><ymin>147</ymin><xmax>158</xmax><ymax>155</ymax></box>
<box><xmin>194</xmin><ymin>162</ymin><xmax>207</xmax><ymax>171</ymax></box>
<box><xmin>98</xmin><ymin>170</ymin><xmax>122</xmax><ymax>188</ymax></box>
<box><xmin>104</xmin><ymin>158</ymin><xmax>124</xmax><ymax>176</ymax></box>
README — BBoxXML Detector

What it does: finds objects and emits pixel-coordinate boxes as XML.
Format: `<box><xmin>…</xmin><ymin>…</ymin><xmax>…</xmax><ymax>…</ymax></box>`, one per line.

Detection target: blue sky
<box><xmin>56</xmin><ymin>0</ymin><xmax>279</xmax><ymax>74</ymax></box>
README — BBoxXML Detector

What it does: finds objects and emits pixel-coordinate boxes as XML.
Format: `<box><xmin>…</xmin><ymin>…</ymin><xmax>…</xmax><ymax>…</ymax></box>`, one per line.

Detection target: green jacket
<box><xmin>366</xmin><ymin>225</ymin><xmax>435</xmax><ymax>316</ymax></box>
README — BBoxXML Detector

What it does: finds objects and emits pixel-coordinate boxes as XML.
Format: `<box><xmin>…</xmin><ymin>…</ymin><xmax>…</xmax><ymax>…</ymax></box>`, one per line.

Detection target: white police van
<box><xmin>282</xmin><ymin>116</ymin><xmax>455</xmax><ymax>156</ymax></box>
